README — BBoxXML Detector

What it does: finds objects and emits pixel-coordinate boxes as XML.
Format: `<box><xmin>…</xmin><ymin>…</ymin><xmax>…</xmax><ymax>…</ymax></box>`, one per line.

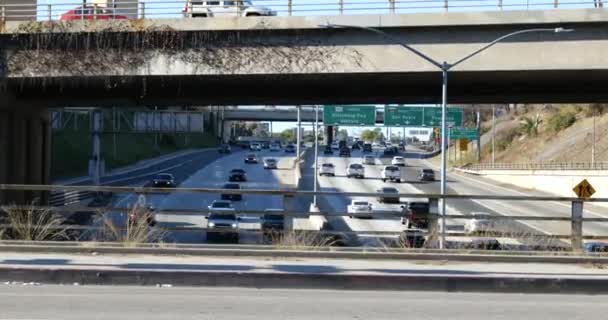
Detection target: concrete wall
<box><xmin>463</xmin><ymin>169</ymin><xmax>608</xmax><ymax>206</ymax></box>
<box><xmin>4</xmin><ymin>9</ymin><xmax>608</xmax><ymax>106</ymax></box>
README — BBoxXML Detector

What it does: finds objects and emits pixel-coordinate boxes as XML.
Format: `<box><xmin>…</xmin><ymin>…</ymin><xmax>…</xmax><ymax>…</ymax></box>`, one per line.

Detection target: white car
<box><xmin>183</xmin><ymin>0</ymin><xmax>276</xmax><ymax>18</ymax></box>
<box><xmin>346</xmin><ymin>163</ymin><xmax>365</xmax><ymax>179</ymax></box>
<box><xmin>391</xmin><ymin>156</ymin><xmax>406</xmax><ymax>166</ymax></box>
<box><xmin>347</xmin><ymin>200</ymin><xmax>373</xmax><ymax>218</ymax></box>
<box><xmin>263</xmin><ymin>158</ymin><xmax>278</xmax><ymax>169</ymax></box>
<box><xmin>464</xmin><ymin>212</ymin><xmax>496</xmax><ymax>234</ymax></box>
<box><xmin>331</xmin><ymin>142</ymin><xmax>339</xmax><ymax>150</ymax></box>
<box><xmin>250</xmin><ymin>143</ymin><xmax>262</xmax><ymax>151</ymax></box>
<box><xmin>270</xmin><ymin>143</ymin><xmax>281</xmax><ymax>151</ymax></box>
<box><xmin>362</xmin><ymin>155</ymin><xmax>375</xmax><ymax>165</ymax></box>
<box><xmin>381</xmin><ymin>165</ymin><xmax>402</xmax><ymax>183</ymax></box>
<box><xmin>319</xmin><ymin>163</ymin><xmax>335</xmax><ymax>176</ymax></box>
<box><xmin>207</xmin><ymin>200</ymin><xmax>236</xmax><ymax>213</ymax></box>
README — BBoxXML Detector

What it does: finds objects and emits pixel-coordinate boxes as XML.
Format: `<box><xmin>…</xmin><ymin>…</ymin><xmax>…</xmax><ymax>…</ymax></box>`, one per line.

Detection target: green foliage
<box><xmin>519</xmin><ymin>114</ymin><xmax>542</xmax><ymax>136</ymax></box>
<box><xmin>583</xmin><ymin>104</ymin><xmax>608</xmax><ymax>117</ymax></box>
<box><xmin>279</xmin><ymin>129</ymin><xmax>295</xmax><ymax>142</ymax></box>
<box><xmin>547</xmin><ymin>111</ymin><xmax>577</xmax><ymax>133</ymax></box>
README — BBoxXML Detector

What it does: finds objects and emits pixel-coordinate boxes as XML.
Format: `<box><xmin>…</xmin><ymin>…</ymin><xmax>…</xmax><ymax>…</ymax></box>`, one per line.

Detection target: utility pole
<box><xmin>492</xmin><ymin>106</ymin><xmax>496</xmax><ymax>165</ymax></box>
<box><xmin>296</xmin><ymin>105</ymin><xmax>301</xmax><ymax>160</ymax></box>
<box><xmin>592</xmin><ymin>107</ymin><xmax>596</xmax><ymax>167</ymax></box>
<box><xmin>476</xmin><ymin>108</ymin><xmax>481</xmax><ymax>161</ymax></box>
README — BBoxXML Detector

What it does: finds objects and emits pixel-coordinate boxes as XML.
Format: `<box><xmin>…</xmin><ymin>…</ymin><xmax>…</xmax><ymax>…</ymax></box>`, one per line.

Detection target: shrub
<box><xmin>519</xmin><ymin>114</ymin><xmax>542</xmax><ymax>136</ymax></box>
<box><xmin>0</xmin><ymin>203</ymin><xmax>70</xmax><ymax>241</ymax></box>
<box><xmin>547</xmin><ymin>111</ymin><xmax>576</xmax><ymax>133</ymax></box>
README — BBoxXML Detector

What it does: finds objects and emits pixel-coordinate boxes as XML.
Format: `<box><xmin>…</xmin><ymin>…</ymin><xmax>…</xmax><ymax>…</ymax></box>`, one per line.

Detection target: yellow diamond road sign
<box><xmin>573</xmin><ymin>179</ymin><xmax>596</xmax><ymax>199</ymax></box>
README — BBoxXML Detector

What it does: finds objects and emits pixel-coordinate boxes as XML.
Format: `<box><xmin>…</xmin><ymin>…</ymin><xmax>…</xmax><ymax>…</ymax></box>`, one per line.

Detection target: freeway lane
<box><xmin>0</xmin><ymin>285</ymin><xmax>605</xmax><ymax>320</ymax></box>
<box><xmin>99</xmin><ymin>148</ymin><xmax>303</xmax><ymax>244</ymax></box>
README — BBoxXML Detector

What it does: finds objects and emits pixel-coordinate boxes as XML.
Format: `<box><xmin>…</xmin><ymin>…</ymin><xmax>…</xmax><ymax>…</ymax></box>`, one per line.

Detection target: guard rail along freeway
<box><xmin>1</xmin><ymin>183</ymin><xmax>607</xmax><ymax>252</ymax></box>
<box><xmin>0</xmin><ymin>0</ymin><xmax>604</xmax><ymax>21</ymax></box>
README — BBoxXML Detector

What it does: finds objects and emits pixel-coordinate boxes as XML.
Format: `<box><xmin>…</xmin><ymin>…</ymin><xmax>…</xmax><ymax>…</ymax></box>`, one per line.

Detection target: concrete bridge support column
<box><xmin>0</xmin><ymin>108</ymin><xmax>51</xmax><ymax>204</ymax></box>
<box><xmin>222</xmin><ymin>120</ymin><xmax>232</xmax><ymax>144</ymax></box>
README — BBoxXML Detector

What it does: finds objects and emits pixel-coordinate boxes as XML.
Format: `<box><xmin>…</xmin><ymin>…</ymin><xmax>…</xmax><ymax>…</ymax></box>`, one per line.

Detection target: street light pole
<box><xmin>313</xmin><ymin>105</ymin><xmax>319</xmax><ymax>207</ymax></box>
<box><xmin>492</xmin><ymin>105</ymin><xmax>496</xmax><ymax>166</ymax></box>
<box><xmin>592</xmin><ymin>108</ymin><xmax>596</xmax><ymax>167</ymax></box>
<box><xmin>319</xmin><ymin>23</ymin><xmax>572</xmax><ymax>249</ymax></box>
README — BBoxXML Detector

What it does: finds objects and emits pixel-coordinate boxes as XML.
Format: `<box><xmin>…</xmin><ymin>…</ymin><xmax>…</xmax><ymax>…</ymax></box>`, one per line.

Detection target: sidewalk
<box><xmin>0</xmin><ymin>250</ymin><xmax>607</xmax><ymax>293</ymax></box>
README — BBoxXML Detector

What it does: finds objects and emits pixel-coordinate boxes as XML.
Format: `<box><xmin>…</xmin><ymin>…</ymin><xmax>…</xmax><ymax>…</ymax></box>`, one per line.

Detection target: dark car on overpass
<box><xmin>218</xmin><ymin>144</ymin><xmax>232</xmax><ymax>154</ymax></box>
<box><xmin>152</xmin><ymin>173</ymin><xmax>176</xmax><ymax>188</ymax></box>
<box><xmin>377</xmin><ymin>186</ymin><xmax>399</xmax><ymax>203</ymax></box>
<box><xmin>244</xmin><ymin>154</ymin><xmax>258</xmax><ymax>164</ymax></box>
<box><xmin>339</xmin><ymin>147</ymin><xmax>351</xmax><ymax>157</ymax></box>
<box><xmin>261</xmin><ymin>209</ymin><xmax>285</xmax><ymax>235</ymax></box>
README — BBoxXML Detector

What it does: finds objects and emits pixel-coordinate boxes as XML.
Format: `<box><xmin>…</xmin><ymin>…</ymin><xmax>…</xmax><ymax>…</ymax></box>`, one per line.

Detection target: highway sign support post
<box><xmin>571</xmin><ymin>200</ymin><xmax>583</xmax><ymax>252</ymax></box>
<box><xmin>313</xmin><ymin>105</ymin><xmax>319</xmax><ymax>207</ymax></box>
<box><xmin>296</xmin><ymin>106</ymin><xmax>301</xmax><ymax>161</ymax></box>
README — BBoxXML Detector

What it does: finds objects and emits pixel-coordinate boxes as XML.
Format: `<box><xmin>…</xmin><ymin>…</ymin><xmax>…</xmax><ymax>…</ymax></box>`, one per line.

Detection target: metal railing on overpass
<box><xmin>0</xmin><ymin>0</ymin><xmax>604</xmax><ymax>22</ymax></box>
<box><xmin>0</xmin><ymin>183</ymin><xmax>607</xmax><ymax>252</ymax></box>
<box><xmin>464</xmin><ymin>162</ymin><xmax>608</xmax><ymax>171</ymax></box>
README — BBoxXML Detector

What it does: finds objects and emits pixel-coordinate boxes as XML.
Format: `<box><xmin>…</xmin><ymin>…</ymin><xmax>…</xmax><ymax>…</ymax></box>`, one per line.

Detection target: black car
<box><xmin>382</xmin><ymin>147</ymin><xmax>398</xmax><ymax>157</ymax></box>
<box><xmin>351</xmin><ymin>143</ymin><xmax>360</xmax><ymax>150</ymax></box>
<box><xmin>419</xmin><ymin>169</ymin><xmax>435</xmax><ymax>181</ymax></box>
<box><xmin>377</xmin><ymin>187</ymin><xmax>399</xmax><ymax>203</ymax></box>
<box><xmin>401</xmin><ymin>201</ymin><xmax>430</xmax><ymax>229</ymax></box>
<box><xmin>152</xmin><ymin>173</ymin><xmax>176</xmax><ymax>188</ymax></box>
<box><xmin>362</xmin><ymin>143</ymin><xmax>372</xmax><ymax>153</ymax></box>
<box><xmin>262</xmin><ymin>142</ymin><xmax>270</xmax><ymax>149</ymax></box>
<box><xmin>218</xmin><ymin>144</ymin><xmax>231</xmax><ymax>154</ymax></box>
<box><xmin>228</xmin><ymin>169</ymin><xmax>247</xmax><ymax>182</ymax></box>
<box><xmin>323</xmin><ymin>146</ymin><xmax>333</xmax><ymax>155</ymax></box>
<box><xmin>240</xmin><ymin>141</ymin><xmax>251</xmax><ymax>149</ymax></box>
<box><xmin>244</xmin><ymin>154</ymin><xmax>258</xmax><ymax>164</ymax></box>
<box><xmin>284</xmin><ymin>144</ymin><xmax>296</xmax><ymax>153</ymax></box>
<box><xmin>221</xmin><ymin>183</ymin><xmax>242</xmax><ymax>201</ymax></box>
<box><xmin>339</xmin><ymin>147</ymin><xmax>351</xmax><ymax>157</ymax></box>
<box><xmin>261</xmin><ymin>210</ymin><xmax>285</xmax><ymax>234</ymax></box>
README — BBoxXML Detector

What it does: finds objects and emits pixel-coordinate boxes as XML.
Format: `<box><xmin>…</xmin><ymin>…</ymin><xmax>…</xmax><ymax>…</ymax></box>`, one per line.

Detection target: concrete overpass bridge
<box><xmin>1</xmin><ymin>8</ymin><xmax>608</xmax><ymax>202</ymax></box>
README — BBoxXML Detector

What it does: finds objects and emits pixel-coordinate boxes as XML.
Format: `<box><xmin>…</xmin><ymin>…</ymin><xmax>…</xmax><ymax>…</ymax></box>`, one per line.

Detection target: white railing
<box><xmin>0</xmin><ymin>0</ymin><xmax>603</xmax><ymax>22</ymax></box>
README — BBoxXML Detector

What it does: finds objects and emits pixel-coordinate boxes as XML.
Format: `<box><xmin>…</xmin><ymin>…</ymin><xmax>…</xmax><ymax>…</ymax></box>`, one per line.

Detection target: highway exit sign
<box><xmin>384</xmin><ymin>106</ymin><xmax>424</xmax><ymax>126</ymax></box>
<box><xmin>450</xmin><ymin>127</ymin><xmax>479</xmax><ymax>140</ymax></box>
<box><xmin>423</xmin><ymin>107</ymin><xmax>464</xmax><ymax>127</ymax></box>
<box><xmin>323</xmin><ymin>105</ymin><xmax>376</xmax><ymax>126</ymax></box>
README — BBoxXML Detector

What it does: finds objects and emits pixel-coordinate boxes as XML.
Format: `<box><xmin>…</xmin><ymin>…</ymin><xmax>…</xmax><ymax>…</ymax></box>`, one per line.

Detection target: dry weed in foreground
<box><xmin>95</xmin><ymin>205</ymin><xmax>166</xmax><ymax>247</ymax></box>
<box><xmin>0</xmin><ymin>203</ymin><xmax>70</xmax><ymax>241</ymax></box>
<box><xmin>269</xmin><ymin>231</ymin><xmax>344</xmax><ymax>249</ymax></box>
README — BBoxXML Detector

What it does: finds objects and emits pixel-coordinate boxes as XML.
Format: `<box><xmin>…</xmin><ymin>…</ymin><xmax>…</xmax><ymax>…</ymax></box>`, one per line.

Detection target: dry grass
<box><xmin>93</xmin><ymin>205</ymin><xmax>166</xmax><ymax>247</ymax></box>
<box><xmin>0</xmin><ymin>203</ymin><xmax>71</xmax><ymax>241</ymax></box>
<box><xmin>268</xmin><ymin>231</ymin><xmax>345</xmax><ymax>249</ymax></box>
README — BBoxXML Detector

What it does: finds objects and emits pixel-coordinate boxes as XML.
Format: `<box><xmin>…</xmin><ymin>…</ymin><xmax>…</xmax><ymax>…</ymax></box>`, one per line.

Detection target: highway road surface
<box><xmin>94</xmin><ymin>148</ymin><xmax>312</xmax><ymax>244</ymax></box>
<box><xmin>0</xmin><ymin>285</ymin><xmax>604</xmax><ymax>320</ymax></box>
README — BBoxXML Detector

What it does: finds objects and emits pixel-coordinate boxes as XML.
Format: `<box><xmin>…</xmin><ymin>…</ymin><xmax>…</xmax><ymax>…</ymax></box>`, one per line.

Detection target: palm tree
<box><xmin>520</xmin><ymin>114</ymin><xmax>542</xmax><ymax>136</ymax></box>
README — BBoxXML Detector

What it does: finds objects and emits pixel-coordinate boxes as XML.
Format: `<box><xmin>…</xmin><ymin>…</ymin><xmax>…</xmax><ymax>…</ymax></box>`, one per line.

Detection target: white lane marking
<box><xmin>421</xmin><ymin>158</ymin><xmax>608</xmax><ymax>219</ymax></box>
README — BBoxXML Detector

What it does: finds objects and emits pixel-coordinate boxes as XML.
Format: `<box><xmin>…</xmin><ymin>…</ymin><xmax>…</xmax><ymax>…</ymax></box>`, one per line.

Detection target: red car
<box><xmin>60</xmin><ymin>6</ymin><xmax>128</xmax><ymax>20</ymax></box>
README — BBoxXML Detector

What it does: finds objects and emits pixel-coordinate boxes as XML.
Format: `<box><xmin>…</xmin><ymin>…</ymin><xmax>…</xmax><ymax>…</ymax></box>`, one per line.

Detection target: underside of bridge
<box><xmin>4</xmin><ymin>69</ymin><xmax>608</xmax><ymax>108</ymax></box>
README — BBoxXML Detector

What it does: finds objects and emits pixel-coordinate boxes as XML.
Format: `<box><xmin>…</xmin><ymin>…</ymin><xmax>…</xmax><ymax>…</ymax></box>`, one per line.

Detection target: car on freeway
<box><xmin>362</xmin><ymin>155</ymin><xmax>375</xmax><ymax>165</ymax></box>
<box><xmin>398</xmin><ymin>229</ymin><xmax>426</xmax><ymax>248</ymax></box>
<box><xmin>60</xmin><ymin>5</ymin><xmax>128</xmax><ymax>20</ymax></box>
<box><xmin>323</xmin><ymin>145</ymin><xmax>333</xmax><ymax>155</ymax></box>
<box><xmin>207</xmin><ymin>200</ymin><xmax>236</xmax><ymax>213</ymax></box>
<box><xmin>464</xmin><ymin>212</ymin><xmax>495</xmax><ymax>234</ymax></box>
<box><xmin>362</xmin><ymin>143</ymin><xmax>373</xmax><ymax>153</ymax></box>
<box><xmin>381</xmin><ymin>165</ymin><xmax>402</xmax><ymax>183</ymax></box>
<box><xmin>391</xmin><ymin>156</ymin><xmax>406</xmax><ymax>167</ymax></box>
<box><xmin>584</xmin><ymin>242</ymin><xmax>608</xmax><ymax>253</ymax></box>
<box><xmin>250</xmin><ymin>143</ymin><xmax>262</xmax><ymax>151</ymax></box>
<box><xmin>377</xmin><ymin>186</ymin><xmax>399</xmax><ymax>203</ymax></box>
<box><xmin>261</xmin><ymin>209</ymin><xmax>285</xmax><ymax>234</ymax></box>
<box><xmin>284</xmin><ymin>144</ymin><xmax>296</xmax><ymax>153</ymax></box>
<box><xmin>206</xmin><ymin>213</ymin><xmax>239</xmax><ymax>242</ymax></box>
<box><xmin>351</xmin><ymin>143</ymin><xmax>360</xmax><ymax>151</ymax></box>
<box><xmin>218</xmin><ymin>143</ymin><xmax>232</xmax><ymax>154</ymax></box>
<box><xmin>183</xmin><ymin>0</ymin><xmax>277</xmax><ymax>18</ymax></box>
<box><xmin>347</xmin><ymin>200</ymin><xmax>373</xmax><ymax>218</ymax></box>
<box><xmin>339</xmin><ymin>147</ymin><xmax>351</xmax><ymax>157</ymax></box>
<box><xmin>319</xmin><ymin>163</ymin><xmax>335</xmax><ymax>176</ymax></box>
<box><xmin>401</xmin><ymin>201</ymin><xmax>430</xmax><ymax>229</ymax></box>
<box><xmin>261</xmin><ymin>142</ymin><xmax>270</xmax><ymax>149</ymax></box>
<box><xmin>418</xmin><ymin>168</ymin><xmax>435</xmax><ymax>181</ymax></box>
<box><xmin>467</xmin><ymin>238</ymin><xmax>502</xmax><ymax>250</ymax></box>
<box><xmin>244</xmin><ymin>153</ymin><xmax>258</xmax><ymax>164</ymax></box>
<box><xmin>152</xmin><ymin>173</ymin><xmax>176</xmax><ymax>188</ymax></box>
<box><xmin>331</xmin><ymin>142</ymin><xmax>339</xmax><ymax>150</ymax></box>
<box><xmin>270</xmin><ymin>143</ymin><xmax>281</xmax><ymax>151</ymax></box>
<box><xmin>346</xmin><ymin>163</ymin><xmax>365</xmax><ymax>179</ymax></box>
<box><xmin>221</xmin><ymin>183</ymin><xmax>242</xmax><ymax>201</ymax></box>
<box><xmin>127</xmin><ymin>204</ymin><xmax>157</xmax><ymax>227</ymax></box>
<box><xmin>228</xmin><ymin>169</ymin><xmax>247</xmax><ymax>182</ymax></box>
<box><xmin>383</xmin><ymin>147</ymin><xmax>398</xmax><ymax>157</ymax></box>
<box><xmin>263</xmin><ymin>157</ymin><xmax>278</xmax><ymax>169</ymax></box>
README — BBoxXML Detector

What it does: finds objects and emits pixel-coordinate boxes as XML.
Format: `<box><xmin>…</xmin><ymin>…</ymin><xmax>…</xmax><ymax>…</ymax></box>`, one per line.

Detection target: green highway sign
<box><xmin>384</xmin><ymin>106</ymin><xmax>424</xmax><ymax>126</ymax></box>
<box><xmin>323</xmin><ymin>105</ymin><xmax>376</xmax><ymax>126</ymax></box>
<box><xmin>423</xmin><ymin>107</ymin><xmax>464</xmax><ymax>127</ymax></box>
<box><xmin>449</xmin><ymin>127</ymin><xmax>479</xmax><ymax>140</ymax></box>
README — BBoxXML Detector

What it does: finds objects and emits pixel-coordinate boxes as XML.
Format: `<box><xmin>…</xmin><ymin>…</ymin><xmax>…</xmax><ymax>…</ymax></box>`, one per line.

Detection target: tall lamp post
<box><xmin>320</xmin><ymin>23</ymin><xmax>572</xmax><ymax>249</ymax></box>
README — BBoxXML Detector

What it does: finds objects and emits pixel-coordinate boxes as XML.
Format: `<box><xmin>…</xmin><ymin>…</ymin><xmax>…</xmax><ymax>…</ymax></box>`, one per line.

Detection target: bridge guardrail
<box><xmin>464</xmin><ymin>162</ymin><xmax>608</xmax><ymax>171</ymax></box>
<box><xmin>1</xmin><ymin>183</ymin><xmax>607</xmax><ymax>251</ymax></box>
<box><xmin>0</xmin><ymin>0</ymin><xmax>603</xmax><ymax>22</ymax></box>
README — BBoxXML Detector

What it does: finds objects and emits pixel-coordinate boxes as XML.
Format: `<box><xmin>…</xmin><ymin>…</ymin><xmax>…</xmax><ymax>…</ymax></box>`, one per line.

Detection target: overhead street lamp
<box><xmin>320</xmin><ymin>23</ymin><xmax>573</xmax><ymax>249</ymax></box>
